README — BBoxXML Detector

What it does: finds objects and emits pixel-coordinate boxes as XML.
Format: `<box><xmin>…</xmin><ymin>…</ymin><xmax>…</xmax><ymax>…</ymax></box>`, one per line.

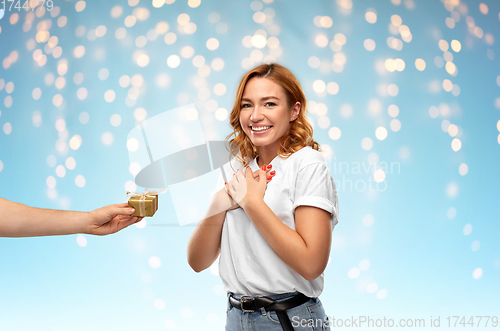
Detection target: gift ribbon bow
<box><xmin>126</xmin><ymin>188</ymin><xmax>169</xmax><ymax>216</ymax></box>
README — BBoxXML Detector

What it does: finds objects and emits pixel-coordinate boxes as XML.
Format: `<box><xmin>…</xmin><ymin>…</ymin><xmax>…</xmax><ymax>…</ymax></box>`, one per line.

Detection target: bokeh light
<box><xmin>361</xmin><ymin>137</ymin><xmax>373</xmax><ymax>150</ymax></box>
<box><xmin>55</xmin><ymin>165</ymin><xmax>66</xmax><ymax>178</ymax></box>
<box><xmin>363</xmin><ymin>214</ymin><xmax>374</xmax><ymax>227</ymax></box>
<box><xmin>101</xmin><ymin>132</ymin><xmax>114</xmax><ymax>145</ymax></box>
<box><xmin>375</xmin><ymin>127</ymin><xmax>388</xmax><ymax>140</ymax></box>
<box><xmin>76</xmin><ymin>235</ymin><xmax>87</xmax><ymax>246</ymax></box>
<box><xmin>472</xmin><ymin>268</ymin><xmax>483</xmax><ymax>280</ymax></box>
<box><xmin>104</xmin><ymin>90</ymin><xmax>116</xmax><ymax>103</ymax></box>
<box><xmin>348</xmin><ymin>267</ymin><xmax>360</xmax><ymax>279</ymax></box>
<box><xmin>376</xmin><ymin>289</ymin><xmax>388</xmax><ymax>300</ymax></box>
<box><xmin>365</xmin><ymin>9</ymin><xmax>377</xmax><ymax>24</ymax></box>
<box><xmin>447</xmin><ymin>207</ymin><xmax>457</xmax><ymax>219</ymax></box>
<box><xmin>75</xmin><ymin>1</ymin><xmax>86</xmax><ymax>12</ymax></box>
<box><xmin>46</xmin><ymin>176</ymin><xmax>56</xmax><ymax>188</ymax></box>
<box><xmin>149</xmin><ymin>256</ymin><xmax>161</xmax><ymax>268</ymax></box>
<box><xmin>364</xmin><ymin>39</ymin><xmax>376</xmax><ymax>51</ymax></box>
<box><xmin>167</xmin><ymin>55</ymin><xmax>180</xmax><ymax>68</ymax></box>
<box><xmin>359</xmin><ymin>259</ymin><xmax>370</xmax><ymax>271</ymax></box>
<box><xmin>79</xmin><ymin>112</ymin><xmax>89</xmax><ymax>124</ymax></box>
<box><xmin>65</xmin><ymin>157</ymin><xmax>76</xmax><ymax>170</ymax></box>
<box><xmin>32</xmin><ymin>111</ymin><xmax>42</xmax><ymax>127</ymax></box>
<box><xmin>69</xmin><ymin>135</ymin><xmax>82</xmax><ymax>150</ymax></box>
<box><xmin>415</xmin><ymin>58</ymin><xmax>426</xmax><ymax>71</ymax></box>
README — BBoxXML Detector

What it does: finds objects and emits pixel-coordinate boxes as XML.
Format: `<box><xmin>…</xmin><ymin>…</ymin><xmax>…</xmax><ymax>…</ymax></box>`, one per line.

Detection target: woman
<box><xmin>187</xmin><ymin>63</ymin><xmax>339</xmax><ymax>331</ymax></box>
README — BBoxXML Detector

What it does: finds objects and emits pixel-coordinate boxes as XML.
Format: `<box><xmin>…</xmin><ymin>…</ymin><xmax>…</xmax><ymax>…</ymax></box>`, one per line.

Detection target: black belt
<box><xmin>229</xmin><ymin>292</ymin><xmax>311</xmax><ymax>331</ymax></box>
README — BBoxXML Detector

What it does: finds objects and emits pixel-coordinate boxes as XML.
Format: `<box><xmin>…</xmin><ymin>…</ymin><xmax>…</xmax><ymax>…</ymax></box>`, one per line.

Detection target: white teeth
<box><xmin>251</xmin><ymin>126</ymin><xmax>271</xmax><ymax>131</ymax></box>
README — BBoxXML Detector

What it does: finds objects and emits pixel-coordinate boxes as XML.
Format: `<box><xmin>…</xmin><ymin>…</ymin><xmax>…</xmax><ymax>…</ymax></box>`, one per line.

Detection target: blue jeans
<box><xmin>225</xmin><ymin>291</ymin><xmax>331</xmax><ymax>331</ymax></box>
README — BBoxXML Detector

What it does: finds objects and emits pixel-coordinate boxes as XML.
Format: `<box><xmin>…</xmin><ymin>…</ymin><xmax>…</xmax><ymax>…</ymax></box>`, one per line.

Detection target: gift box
<box><xmin>126</xmin><ymin>189</ymin><xmax>167</xmax><ymax>217</ymax></box>
<box><xmin>128</xmin><ymin>195</ymin><xmax>158</xmax><ymax>217</ymax></box>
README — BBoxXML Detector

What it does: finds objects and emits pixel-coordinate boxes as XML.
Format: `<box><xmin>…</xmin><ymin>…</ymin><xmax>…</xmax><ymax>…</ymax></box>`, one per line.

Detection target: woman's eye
<box><xmin>265</xmin><ymin>102</ymin><xmax>276</xmax><ymax>107</ymax></box>
<box><xmin>241</xmin><ymin>104</ymin><xmax>251</xmax><ymax>108</ymax></box>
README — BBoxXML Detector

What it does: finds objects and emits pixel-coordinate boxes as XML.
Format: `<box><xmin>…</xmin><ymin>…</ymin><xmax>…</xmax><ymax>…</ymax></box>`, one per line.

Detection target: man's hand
<box><xmin>87</xmin><ymin>203</ymin><xmax>143</xmax><ymax>236</ymax></box>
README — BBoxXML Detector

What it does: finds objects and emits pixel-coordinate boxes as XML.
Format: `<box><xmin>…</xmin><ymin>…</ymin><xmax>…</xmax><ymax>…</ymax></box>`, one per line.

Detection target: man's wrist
<box><xmin>79</xmin><ymin>211</ymin><xmax>94</xmax><ymax>235</ymax></box>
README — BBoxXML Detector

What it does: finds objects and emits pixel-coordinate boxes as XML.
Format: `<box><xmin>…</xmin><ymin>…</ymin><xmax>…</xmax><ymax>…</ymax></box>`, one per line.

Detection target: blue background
<box><xmin>0</xmin><ymin>0</ymin><xmax>499</xmax><ymax>330</ymax></box>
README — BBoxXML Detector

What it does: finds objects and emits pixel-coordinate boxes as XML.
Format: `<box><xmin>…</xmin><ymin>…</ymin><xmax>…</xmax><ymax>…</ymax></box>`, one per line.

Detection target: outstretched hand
<box><xmin>87</xmin><ymin>203</ymin><xmax>143</xmax><ymax>236</ymax></box>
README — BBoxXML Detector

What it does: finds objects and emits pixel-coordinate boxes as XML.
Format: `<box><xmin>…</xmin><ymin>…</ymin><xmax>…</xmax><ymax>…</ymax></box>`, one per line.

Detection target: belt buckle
<box><xmin>240</xmin><ymin>296</ymin><xmax>255</xmax><ymax>312</ymax></box>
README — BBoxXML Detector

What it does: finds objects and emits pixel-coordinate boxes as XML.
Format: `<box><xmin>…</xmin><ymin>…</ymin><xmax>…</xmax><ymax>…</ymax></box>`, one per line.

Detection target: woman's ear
<box><xmin>290</xmin><ymin>101</ymin><xmax>301</xmax><ymax>121</ymax></box>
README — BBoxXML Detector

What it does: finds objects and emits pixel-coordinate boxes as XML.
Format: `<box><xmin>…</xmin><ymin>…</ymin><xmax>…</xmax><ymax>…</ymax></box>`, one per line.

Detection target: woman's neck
<box><xmin>256</xmin><ymin>147</ymin><xmax>278</xmax><ymax>168</ymax></box>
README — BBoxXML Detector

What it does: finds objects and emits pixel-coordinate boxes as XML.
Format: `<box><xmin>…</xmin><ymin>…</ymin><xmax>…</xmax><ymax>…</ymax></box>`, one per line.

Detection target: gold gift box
<box><xmin>128</xmin><ymin>195</ymin><xmax>158</xmax><ymax>217</ymax></box>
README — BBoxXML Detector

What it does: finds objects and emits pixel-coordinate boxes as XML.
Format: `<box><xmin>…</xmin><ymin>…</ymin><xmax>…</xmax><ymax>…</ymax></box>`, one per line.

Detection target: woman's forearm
<box><xmin>187</xmin><ymin>189</ymin><xmax>234</xmax><ymax>272</ymax></box>
<box><xmin>242</xmin><ymin>198</ymin><xmax>328</xmax><ymax>281</ymax></box>
<box><xmin>0</xmin><ymin>198</ymin><xmax>88</xmax><ymax>237</ymax></box>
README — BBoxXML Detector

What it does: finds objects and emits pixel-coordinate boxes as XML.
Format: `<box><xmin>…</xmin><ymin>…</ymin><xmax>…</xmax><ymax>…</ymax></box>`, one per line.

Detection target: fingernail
<box><xmin>129</xmin><ymin>209</ymin><xmax>135</xmax><ymax>213</ymax></box>
<box><xmin>225</xmin><ymin>182</ymin><xmax>227</xmax><ymax>185</ymax></box>
<box><xmin>267</xmin><ymin>165</ymin><xmax>272</xmax><ymax>169</ymax></box>
<box><xmin>261</xmin><ymin>165</ymin><xmax>266</xmax><ymax>171</ymax></box>
<box><xmin>270</xmin><ymin>170</ymin><xmax>276</xmax><ymax>176</ymax></box>
<box><xmin>233</xmin><ymin>173</ymin><xmax>235</xmax><ymax>176</ymax></box>
<box><xmin>267</xmin><ymin>176</ymin><xmax>272</xmax><ymax>181</ymax></box>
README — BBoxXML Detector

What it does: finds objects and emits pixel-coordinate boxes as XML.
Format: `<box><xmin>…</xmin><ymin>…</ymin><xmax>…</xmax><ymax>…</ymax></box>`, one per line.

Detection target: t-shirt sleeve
<box><xmin>292</xmin><ymin>162</ymin><xmax>339</xmax><ymax>228</ymax></box>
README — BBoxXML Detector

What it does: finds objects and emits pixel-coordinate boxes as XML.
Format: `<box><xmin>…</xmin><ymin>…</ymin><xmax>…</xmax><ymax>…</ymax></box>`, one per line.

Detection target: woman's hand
<box><xmin>225</xmin><ymin>165</ymin><xmax>273</xmax><ymax>210</ymax></box>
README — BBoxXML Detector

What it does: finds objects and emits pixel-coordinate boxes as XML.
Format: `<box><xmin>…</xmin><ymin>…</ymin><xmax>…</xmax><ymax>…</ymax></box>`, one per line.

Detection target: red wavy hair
<box><xmin>225</xmin><ymin>63</ymin><xmax>320</xmax><ymax>167</ymax></box>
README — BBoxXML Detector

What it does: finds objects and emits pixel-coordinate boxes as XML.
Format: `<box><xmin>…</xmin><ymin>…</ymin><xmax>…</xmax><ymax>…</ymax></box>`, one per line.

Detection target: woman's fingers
<box><xmin>261</xmin><ymin>165</ymin><xmax>275</xmax><ymax>184</ymax></box>
<box><xmin>237</xmin><ymin>168</ymin><xmax>247</xmax><ymax>182</ymax></box>
<box><xmin>256</xmin><ymin>166</ymin><xmax>268</xmax><ymax>184</ymax></box>
<box><xmin>246</xmin><ymin>165</ymin><xmax>276</xmax><ymax>184</ymax></box>
<box><xmin>245</xmin><ymin>166</ymin><xmax>257</xmax><ymax>180</ymax></box>
<box><xmin>252</xmin><ymin>165</ymin><xmax>274</xmax><ymax>176</ymax></box>
<box><xmin>266</xmin><ymin>170</ymin><xmax>276</xmax><ymax>183</ymax></box>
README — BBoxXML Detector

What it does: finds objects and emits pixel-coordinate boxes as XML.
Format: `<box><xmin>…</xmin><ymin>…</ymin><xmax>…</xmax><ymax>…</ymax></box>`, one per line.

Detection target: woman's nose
<box><xmin>250</xmin><ymin>105</ymin><xmax>265</xmax><ymax>121</ymax></box>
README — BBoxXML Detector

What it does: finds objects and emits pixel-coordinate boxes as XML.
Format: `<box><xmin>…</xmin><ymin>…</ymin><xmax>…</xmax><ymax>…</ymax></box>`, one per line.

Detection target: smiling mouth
<box><xmin>250</xmin><ymin>125</ymin><xmax>273</xmax><ymax>132</ymax></box>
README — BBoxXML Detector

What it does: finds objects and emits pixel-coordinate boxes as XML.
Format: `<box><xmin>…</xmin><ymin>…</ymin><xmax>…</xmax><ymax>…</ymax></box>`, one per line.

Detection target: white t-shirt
<box><xmin>216</xmin><ymin>146</ymin><xmax>339</xmax><ymax>298</ymax></box>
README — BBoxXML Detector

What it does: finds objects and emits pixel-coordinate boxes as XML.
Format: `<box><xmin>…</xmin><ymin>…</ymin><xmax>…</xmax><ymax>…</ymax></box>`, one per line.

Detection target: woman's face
<box><xmin>239</xmin><ymin>77</ymin><xmax>299</xmax><ymax>152</ymax></box>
